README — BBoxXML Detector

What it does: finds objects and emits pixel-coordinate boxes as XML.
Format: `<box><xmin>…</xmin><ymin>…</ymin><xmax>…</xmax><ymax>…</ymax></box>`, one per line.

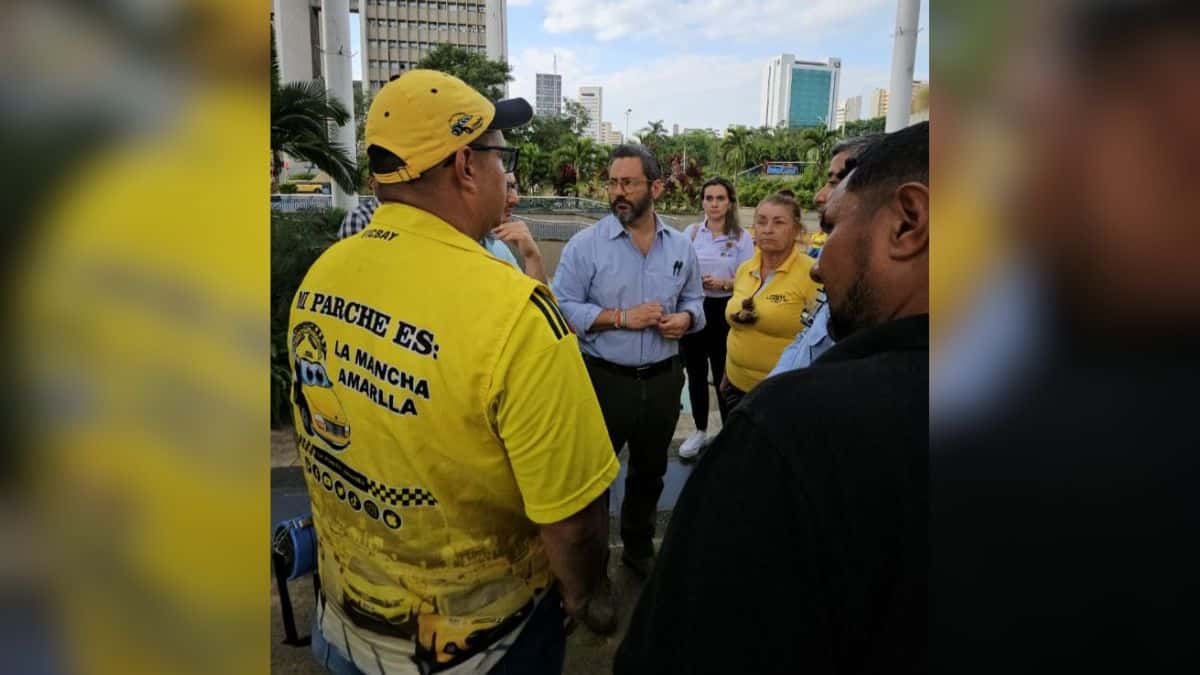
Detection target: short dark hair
<box><xmin>610</xmin><ymin>144</ymin><xmax>662</xmax><ymax>181</ymax></box>
<box><xmin>832</xmin><ymin>133</ymin><xmax>884</xmax><ymax>162</ymax></box>
<box><xmin>845</xmin><ymin>122</ymin><xmax>928</xmax><ymax>206</ymax></box>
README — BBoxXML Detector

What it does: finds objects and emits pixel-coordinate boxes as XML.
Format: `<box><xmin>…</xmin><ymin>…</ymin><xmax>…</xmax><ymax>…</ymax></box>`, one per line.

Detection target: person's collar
<box><xmin>600</xmin><ymin>212</ymin><xmax>667</xmax><ymax>239</ymax></box>
<box><xmin>370</xmin><ymin>202</ymin><xmax>486</xmax><ymax>253</ymax></box>
<box><xmin>817</xmin><ymin>314</ymin><xmax>929</xmax><ymax>365</ymax></box>
<box><xmin>748</xmin><ymin>245</ymin><xmax>800</xmax><ymax>278</ymax></box>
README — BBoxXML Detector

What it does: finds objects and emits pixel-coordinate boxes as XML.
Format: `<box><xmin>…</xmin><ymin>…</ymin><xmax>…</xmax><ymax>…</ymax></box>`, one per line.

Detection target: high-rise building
<box><xmin>672</xmin><ymin>123</ymin><xmax>679</xmax><ymax>136</ymax></box>
<box><xmin>843</xmin><ymin>95</ymin><xmax>862</xmax><ymax>124</ymax></box>
<box><xmin>578</xmin><ymin>85</ymin><xmax>603</xmax><ymax>143</ymax></box>
<box><xmin>357</xmin><ymin>0</ymin><xmax>510</xmax><ymax>96</ymax></box>
<box><xmin>867</xmin><ymin>88</ymin><xmax>890</xmax><ymax>119</ymax></box>
<box><xmin>535</xmin><ymin>73</ymin><xmax>562</xmax><ymax>117</ymax></box>
<box><xmin>599</xmin><ymin>121</ymin><xmax>623</xmax><ymax>146</ymax></box>
<box><xmin>835</xmin><ymin>101</ymin><xmax>846</xmax><ymax>129</ymax></box>
<box><xmin>759</xmin><ymin>55</ymin><xmax>841</xmax><ymax>130</ymax></box>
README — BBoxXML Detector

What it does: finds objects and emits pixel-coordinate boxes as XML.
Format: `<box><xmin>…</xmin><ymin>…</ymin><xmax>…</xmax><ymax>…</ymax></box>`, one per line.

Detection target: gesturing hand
<box><xmin>623</xmin><ymin>302</ymin><xmax>664</xmax><ymax>330</ymax></box>
<box><xmin>657</xmin><ymin>312</ymin><xmax>692</xmax><ymax>340</ymax></box>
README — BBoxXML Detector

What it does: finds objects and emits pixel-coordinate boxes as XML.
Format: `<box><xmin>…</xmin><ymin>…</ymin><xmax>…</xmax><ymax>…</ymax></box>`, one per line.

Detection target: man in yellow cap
<box><xmin>290</xmin><ymin>69</ymin><xmax>619</xmax><ymax>674</ymax></box>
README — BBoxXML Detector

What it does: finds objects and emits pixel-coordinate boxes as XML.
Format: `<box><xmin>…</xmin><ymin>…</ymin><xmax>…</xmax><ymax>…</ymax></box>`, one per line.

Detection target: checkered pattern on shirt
<box><xmin>337</xmin><ymin>198</ymin><xmax>381</xmax><ymax>240</ymax></box>
<box><xmin>368</xmin><ymin>482</ymin><xmax>439</xmax><ymax>508</ymax></box>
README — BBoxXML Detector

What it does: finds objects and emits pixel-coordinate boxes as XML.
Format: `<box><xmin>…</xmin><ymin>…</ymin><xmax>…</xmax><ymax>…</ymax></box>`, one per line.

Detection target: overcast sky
<box><xmin>352</xmin><ymin>0</ymin><xmax>929</xmax><ymax>133</ymax></box>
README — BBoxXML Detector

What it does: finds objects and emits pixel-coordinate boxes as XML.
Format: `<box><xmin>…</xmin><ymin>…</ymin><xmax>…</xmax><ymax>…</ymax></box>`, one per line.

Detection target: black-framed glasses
<box><xmin>607</xmin><ymin>178</ymin><xmax>651</xmax><ymax>192</ymax></box>
<box><xmin>469</xmin><ymin>145</ymin><xmax>519</xmax><ymax>172</ymax></box>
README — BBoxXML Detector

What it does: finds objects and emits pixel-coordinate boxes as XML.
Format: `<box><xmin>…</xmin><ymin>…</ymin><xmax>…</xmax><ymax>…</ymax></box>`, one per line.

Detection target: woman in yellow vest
<box><xmin>721</xmin><ymin>191</ymin><xmax>821</xmax><ymax>411</ymax></box>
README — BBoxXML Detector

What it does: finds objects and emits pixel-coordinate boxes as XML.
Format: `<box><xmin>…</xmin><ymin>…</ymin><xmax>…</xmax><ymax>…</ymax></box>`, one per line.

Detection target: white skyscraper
<box><xmin>867</xmin><ymin>88</ymin><xmax>890</xmax><ymax>119</ymax></box>
<box><xmin>759</xmin><ymin>55</ymin><xmax>841</xmax><ymax>130</ymax></box>
<box><xmin>844</xmin><ymin>95</ymin><xmax>863</xmax><ymax>124</ymax></box>
<box><xmin>578</xmin><ymin>85</ymin><xmax>603</xmax><ymax>143</ymax></box>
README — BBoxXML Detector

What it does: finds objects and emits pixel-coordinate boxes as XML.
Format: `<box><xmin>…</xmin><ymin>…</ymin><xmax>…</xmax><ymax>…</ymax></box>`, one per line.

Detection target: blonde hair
<box><xmin>755</xmin><ymin>192</ymin><xmax>803</xmax><ymax>226</ymax></box>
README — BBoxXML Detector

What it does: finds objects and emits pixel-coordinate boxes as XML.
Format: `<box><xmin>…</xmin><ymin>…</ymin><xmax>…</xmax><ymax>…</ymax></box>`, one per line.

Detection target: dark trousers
<box><xmin>585</xmin><ymin>356</ymin><xmax>684</xmax><ymax>560</ymax></box>
<box><xmin>719</xmin><ymin>379</ymin><xmax>748</xmax><ymax>415</ymax></box>
<box><xmin>679</xmin><ymin>296</ymin><xmax>732</xmax><ymax>429</ymax></box>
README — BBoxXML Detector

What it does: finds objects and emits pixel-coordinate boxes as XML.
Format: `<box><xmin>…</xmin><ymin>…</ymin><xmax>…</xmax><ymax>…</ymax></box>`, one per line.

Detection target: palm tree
<box><xmin>551</xmin><ymin>135</ymin><xmax>606</xmax><ymax>195</ymax></box>
<box><xmin>637</xmin><ymin>119</ymin><xmax>669</xmax><ymax>158</ymax></box>
<box><xmin>720</xmin><ymin>126</ymin><xmax>753</xmax><ymax>175</ymax></box>
<box><xmin>270</xmin><ymin>20</ymin><xmax>358</xmax><ymax>193</ymax></box>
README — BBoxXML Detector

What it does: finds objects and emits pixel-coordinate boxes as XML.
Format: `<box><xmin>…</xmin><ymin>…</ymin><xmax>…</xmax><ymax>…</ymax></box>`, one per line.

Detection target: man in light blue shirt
<box><xmin>552</xmin><ymin>144</ymin><xmax>704</xmax><ymax>580</ymax></box>
<box><xmin>768</xmin><ymin>134</ymin><xmax>882</xmax><ymax>377</ymax></box>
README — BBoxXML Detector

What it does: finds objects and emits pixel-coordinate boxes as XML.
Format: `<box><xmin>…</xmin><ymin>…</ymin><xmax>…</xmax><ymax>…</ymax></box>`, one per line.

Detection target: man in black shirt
<box><xmin>615</xmin><ymin>122</ymin><xmax>929</xmax><ymax>674</ymax></box>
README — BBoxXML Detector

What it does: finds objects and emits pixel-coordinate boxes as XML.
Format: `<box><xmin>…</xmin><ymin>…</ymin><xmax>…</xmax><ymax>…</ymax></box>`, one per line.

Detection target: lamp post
<box><xmin>625</xmin><ymin>108</ymin><xmax>632</xmax><ymax>140</ymax></box>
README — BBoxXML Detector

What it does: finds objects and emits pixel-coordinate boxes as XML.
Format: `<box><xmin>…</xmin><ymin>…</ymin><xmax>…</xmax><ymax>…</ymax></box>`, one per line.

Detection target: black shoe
<box><xmin>579</xmin><ymin>578</ymin><xmax>617</xmax><ymax>635</ymax></box>
<box><xmin>621</xmin><ymin>552</ymin><xmax>655</xmax><ymax>580</ymax></box>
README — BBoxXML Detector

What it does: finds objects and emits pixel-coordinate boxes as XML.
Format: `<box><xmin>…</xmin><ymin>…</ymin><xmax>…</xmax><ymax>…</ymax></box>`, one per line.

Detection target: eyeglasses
<box><xmin>505</xmin><ymin>181</ymin><xmax>518</xmax><ymax>193</ymax></box>
<box><xmin>606</xmin><ymin>178</ymin><xmax>650</xmax><ymax>192</ymax></box>
<box><xmin>469</xmin><ymin>145</ymin><xmax>519</xmax><ymax>172</ymax></box>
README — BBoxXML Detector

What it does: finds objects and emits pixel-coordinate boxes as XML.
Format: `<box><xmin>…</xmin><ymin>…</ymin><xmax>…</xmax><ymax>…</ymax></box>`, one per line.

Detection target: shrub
<box><xmin>271</xmin><ymin>208</ymin><xmax>343</xmax><ymax>427</ymax></box>
<box><xmin>278</xmin><ymin>183</ymin><xmax>298</xmax><ymax>194</ymax></box>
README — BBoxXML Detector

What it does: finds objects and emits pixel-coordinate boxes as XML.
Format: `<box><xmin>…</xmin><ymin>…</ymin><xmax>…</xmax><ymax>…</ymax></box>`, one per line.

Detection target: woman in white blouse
<box><xmin>678</xmin><ymin>177</ymin><xmax>755</xmax><ymax>459</ymax></box>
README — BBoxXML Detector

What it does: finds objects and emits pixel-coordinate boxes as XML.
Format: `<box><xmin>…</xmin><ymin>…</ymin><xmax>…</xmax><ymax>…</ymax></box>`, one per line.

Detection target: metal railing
<box><xmin>270</xmin><ymin>195</ymin><xmax>378</xmax><ymax>212</ymax></box>
<box><xmin>512</xmin><ymin>195</ymin><xmax>611</xmax><ymax>214</ymax></box>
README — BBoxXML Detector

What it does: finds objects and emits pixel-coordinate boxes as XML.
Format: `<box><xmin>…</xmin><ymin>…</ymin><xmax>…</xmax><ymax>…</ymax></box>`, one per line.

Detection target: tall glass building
<box><xmin>760</xmin><ymin>55</ymin><xmax>841</xmax><ymax>130</ymax></box>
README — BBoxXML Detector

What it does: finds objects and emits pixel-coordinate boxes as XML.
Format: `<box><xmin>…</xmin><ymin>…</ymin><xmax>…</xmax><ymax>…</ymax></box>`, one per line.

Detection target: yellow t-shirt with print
<box><xmin>288</xmin><ymin>203</ymin><xmax>618</xmax><ymax>666</ymax></box>
<box><xmin>725</xmin><ymin>245</ymin><xmax>821</xmax><ymax>391</ymax></box>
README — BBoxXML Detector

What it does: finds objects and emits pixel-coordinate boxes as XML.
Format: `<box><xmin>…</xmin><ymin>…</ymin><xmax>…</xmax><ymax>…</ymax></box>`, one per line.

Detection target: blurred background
<box><xmin>2</xmin><ymin>0</ymin><xmax>1198</xmax><ymax>672</ymax></box>
<box><xmin>931</xmin><ymin>0</ymin><xmax>1200</xmax><ymax>670</ymax></box>
<box><xmin>1</xmin><ymin>1</ymin><xmax>268</xmax><ymax>674</ymax></box>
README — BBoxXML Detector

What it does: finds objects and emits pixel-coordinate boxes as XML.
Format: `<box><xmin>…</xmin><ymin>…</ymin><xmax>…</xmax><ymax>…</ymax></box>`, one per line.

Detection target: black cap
<box><xmin>488</xmin><ymin>98</ymin><xmax>534</xmax><ymax>131</ymax></box>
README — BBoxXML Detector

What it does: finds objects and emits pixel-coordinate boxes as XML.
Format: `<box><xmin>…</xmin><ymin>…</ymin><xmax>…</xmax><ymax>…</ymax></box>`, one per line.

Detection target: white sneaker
<box><xmin>678</xmin><ymin>430</ymin><xmax>707</xmax><ymax>459</ymax></box>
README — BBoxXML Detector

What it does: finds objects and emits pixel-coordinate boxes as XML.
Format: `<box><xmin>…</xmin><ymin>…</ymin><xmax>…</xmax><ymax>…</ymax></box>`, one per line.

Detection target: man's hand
<box><xmin>624</xmin><ymin>302</ymin><xmax>664</xmax><ymax>330</ymax></box>
<box><xmin>492</xmin><ymin>219</ymin><xmax>541</xmax><ymax>259</ymax></box>
<box><xmin>657</xmin><ymin>312</ymin><xmax>692</xmax><ymax>340</ymax></box>
<box><xmin>701</xmin><ymin>274</ymin><xmax>731</xmax><ymax>291</ymax></box>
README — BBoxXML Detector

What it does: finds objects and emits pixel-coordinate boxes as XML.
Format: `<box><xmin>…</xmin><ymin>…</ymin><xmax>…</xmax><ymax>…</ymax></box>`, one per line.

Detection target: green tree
<box><xmin>720</xmin><ymin>126</ymin><xmax>754</xmax><ymax>175</ymax></box>
<box><xmin>270</xmin><ymin>19</ymin><xmax>358</xmax><ymax>193</ymax></box>
<box><xmin>551</xmin><ymin>135</ymin><xmax>606</xmax><ymax>196</ymax></box>
<box><xmin>636</xmin><ymin>120</ymin><xmax>669</xmax><ymax>157</ymax></box>
<box><xmin>416</xmin><ymin>44</ymin><xmax>512</xmax><ymax>100</ymax></box>
<box><xmin>844</xmin><ymin>116</ymin><xmax>886</xmax><ymax>137</ymax></box>
<box><xmin>564</xmin><ymin>99</ymin><xmax>590</xmax><ymax>137</ymax></box>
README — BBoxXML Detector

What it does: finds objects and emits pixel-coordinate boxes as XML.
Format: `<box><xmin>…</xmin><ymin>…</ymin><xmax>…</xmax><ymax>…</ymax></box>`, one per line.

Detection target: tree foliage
<box><xmin>415</xmin><ymin>44</ymin><xmax>513</xmax><ymax>100</ymax></box>
<box><xmin>270</xmin><ymin>18</ymin><xmax>358</xmax><ymax>193</ymax></box>
<box><xmin>844</xmin><ymin>116</ymin><xmax>886</xmax><ymax>137</ymax></box>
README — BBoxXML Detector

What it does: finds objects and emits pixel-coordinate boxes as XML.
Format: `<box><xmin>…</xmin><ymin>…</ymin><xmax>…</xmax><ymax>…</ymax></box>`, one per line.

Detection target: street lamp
<box><xmin>625</xmin><ymin>108</ymin><xmax>632</xmax><ymax>140</ymax></box>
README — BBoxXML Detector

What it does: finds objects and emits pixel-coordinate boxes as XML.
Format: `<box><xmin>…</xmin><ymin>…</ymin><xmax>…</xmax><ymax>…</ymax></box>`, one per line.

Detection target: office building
<box><xmin>844</xmin><ymin>95</ymin><xmax>862</xmax><ymax>124</ymax></box>
<box><xmin>867</xmin><ymin>87</ymin><xmax>889</xmax><ymax>119</ymax></box>
<box><xmin>599</xmin><ymin>121</ymin><xmax>623</xmax><ymax>146</ymax></box>
<box><xmin>535</xmin><ymin>73</ymin><xmax>562</xmax><ymax>117</ymax></box>
<box><xmin>358</xmin><ymin>0</ymin><xmax>509</xmax><ymax>96</ymax></box>
<box><xmin>578</xmin><ymin>85</ymin><xmax>603</xmax><ymax>143</ymax></box>
<box><xmin>759</xmin><ymin>55</ymin><xmax>841</xmax><ymax>130</ymax></box>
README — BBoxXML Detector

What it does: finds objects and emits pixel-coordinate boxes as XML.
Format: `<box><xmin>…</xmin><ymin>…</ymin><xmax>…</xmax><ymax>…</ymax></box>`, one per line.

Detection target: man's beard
<box><xmin>611</xmin><ymin>191</ymin><xmax>653</xmax><ymax>225</ymax></box>
<box><xmin>827</xmin><ymin>236</ymin><xmax>879</xmax><ymax>342</ymax></box>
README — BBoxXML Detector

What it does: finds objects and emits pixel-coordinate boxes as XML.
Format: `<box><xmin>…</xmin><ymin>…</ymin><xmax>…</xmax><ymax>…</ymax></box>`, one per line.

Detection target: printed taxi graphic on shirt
<box><xmin>291</xmin><ymin>321</ymin><xmax>352</xmax><ymax>449</ymax></box>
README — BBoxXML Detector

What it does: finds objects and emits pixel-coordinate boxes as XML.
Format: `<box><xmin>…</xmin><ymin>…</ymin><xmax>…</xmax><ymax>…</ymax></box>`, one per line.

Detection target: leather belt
<box><xmin>583</xmin><ymin>355</ymin><xmax>677</xmax><ymax>380</ymax></box>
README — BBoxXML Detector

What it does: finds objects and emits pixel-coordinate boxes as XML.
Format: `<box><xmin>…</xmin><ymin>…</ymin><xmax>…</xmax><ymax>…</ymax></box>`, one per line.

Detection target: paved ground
<box><xmin>271</xmin><ymin>380</ymin><xmax>724</xmax><ymax>674</ymax></box>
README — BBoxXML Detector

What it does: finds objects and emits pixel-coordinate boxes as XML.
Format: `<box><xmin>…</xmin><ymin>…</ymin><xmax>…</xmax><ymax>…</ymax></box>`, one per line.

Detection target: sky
<box><xmin>350</xmin><ymin>0</ymin><xmax>929</xmax><ymax>135</ymax></box>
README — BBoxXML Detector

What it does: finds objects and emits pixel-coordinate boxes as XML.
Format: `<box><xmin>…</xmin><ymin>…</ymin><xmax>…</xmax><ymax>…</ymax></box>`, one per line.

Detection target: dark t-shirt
<box><xmin>615</xmin><ymin>315</ymin><xmax>929</xmax><ymax>674</ymax></box>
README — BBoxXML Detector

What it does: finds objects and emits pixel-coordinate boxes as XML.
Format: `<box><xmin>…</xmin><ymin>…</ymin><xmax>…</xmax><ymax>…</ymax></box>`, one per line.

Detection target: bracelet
<box><xmin>613</xmin><ymin>308</ymin><xmax>622</xmax><ymax>329</ymax></box>
<box><xmin>619</xmin><ymin>309</ymin><xmax>627</xmax><ymax>329</ymax></box>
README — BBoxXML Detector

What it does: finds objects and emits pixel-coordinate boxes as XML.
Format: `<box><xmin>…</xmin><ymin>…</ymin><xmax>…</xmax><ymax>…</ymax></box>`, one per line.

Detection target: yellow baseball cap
<box><xmin>365</xmin><ymin>69</ymin><xmax>533</xmax><ymax>184</ymax></box>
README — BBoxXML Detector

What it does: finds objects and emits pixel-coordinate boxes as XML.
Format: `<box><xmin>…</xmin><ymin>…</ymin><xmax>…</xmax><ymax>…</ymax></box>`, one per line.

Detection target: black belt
<box><xmin>584</xmin><ymin>355</ymin><xmax>677</xmax><ymax>380</ymax></box>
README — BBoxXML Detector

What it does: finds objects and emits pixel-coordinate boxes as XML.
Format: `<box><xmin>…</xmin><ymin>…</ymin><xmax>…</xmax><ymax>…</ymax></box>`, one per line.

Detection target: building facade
<box><xmin>867</xmin><ymin>87</ymin><xmax>890</xmax><ymax>119</ymax></box>
<box><xmin>535</xmin><ymin>73</ymin><xmax>562</xmax><ymax>117</ymax></box>
<box><xmin>759</xmin><ymin>55</ymin><xmax>841</xmax><ymax>130</ymax></box>
<box><xmin>599</xmin><ymin>121</ymin><xmax>623</xmax><ymax>146</ymax></box>
<box><xmin>844</xmin><ymin>95</ymin><xmax>862</xmax><ymax>124</ymax></box>
<box><xmin>578</xmin><ymin>85</ymin><xmax>603</xmax><ymax>143</ymax></box>
<box><xmin>358</xmin><ymin>0</ymin><xmax>509</xmax><ymax>96</ymax></box>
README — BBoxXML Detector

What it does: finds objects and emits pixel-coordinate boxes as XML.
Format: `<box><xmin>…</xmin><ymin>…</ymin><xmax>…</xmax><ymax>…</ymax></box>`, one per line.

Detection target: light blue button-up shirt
<box><xmin>767</xmin><ymin>295</ymin><xmax>835</xmax><ymax>377</ymax></box>
<box><xmin>552</xmin><ymin>213</ymin><xmax>706</xmax><ymax>367</ymax></box>
<box><xmin>683</xmin><ymin>220</ymin><xmax>755</xmax><ymax>298</ymax></box>
<box><xmin>482</xmin><ymin>235</ymin><xmax>521</xmax><ymax>271</ymax></box>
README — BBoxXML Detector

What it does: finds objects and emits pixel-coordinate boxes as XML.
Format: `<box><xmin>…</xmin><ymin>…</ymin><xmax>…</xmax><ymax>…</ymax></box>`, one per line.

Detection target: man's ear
<box><xmin>651</xmin><ymin>178</ymin><xmax>665</xmax><ymax>201</ymax></box>
<box><xmin>452</xmin><ymin>146</ymin><xmax>478</xmax><ymax>193</ymax></box>
<box><xmin>889</xmin><ymin>182</ymin><xmax>929</xmax><ymax>260</ymax></box>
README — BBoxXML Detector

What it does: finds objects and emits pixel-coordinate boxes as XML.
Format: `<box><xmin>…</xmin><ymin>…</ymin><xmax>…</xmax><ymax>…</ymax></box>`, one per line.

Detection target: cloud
<box><xmin>541</xmin><ymin>0</ymin><xmax>891</xmax><ymax>43</ymax></box>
